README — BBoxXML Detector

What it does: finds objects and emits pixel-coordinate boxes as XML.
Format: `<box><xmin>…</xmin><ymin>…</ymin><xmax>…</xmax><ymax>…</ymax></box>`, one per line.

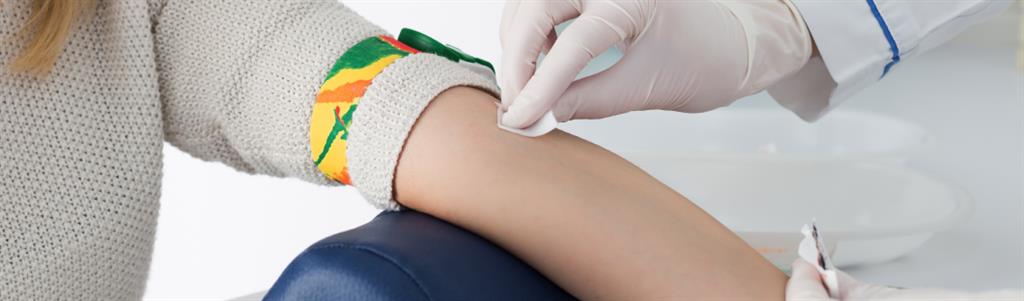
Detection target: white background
<box><xmin>144</xmin><ymin>1</ymin><xmax>1022</xmax><ymax>300</ymax></box>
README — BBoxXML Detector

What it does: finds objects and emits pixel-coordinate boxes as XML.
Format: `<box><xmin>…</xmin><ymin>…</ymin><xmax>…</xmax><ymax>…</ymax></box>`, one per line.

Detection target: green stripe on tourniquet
<box><xmin>325</xmin><ymin>38</ymin><xmax>411</xmax><ymax>80</ymax></box>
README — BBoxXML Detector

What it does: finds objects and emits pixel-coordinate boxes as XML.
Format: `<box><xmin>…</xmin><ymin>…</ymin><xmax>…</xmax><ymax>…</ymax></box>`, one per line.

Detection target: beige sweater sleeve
<box><xmin>153</xmin><ymin>0</ymin><xmax>498</xmax><ymax>210</ymax></box>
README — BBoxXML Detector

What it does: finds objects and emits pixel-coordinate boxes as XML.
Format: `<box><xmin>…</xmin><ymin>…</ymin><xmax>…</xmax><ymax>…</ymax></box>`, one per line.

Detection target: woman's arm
<box><xmin>150</xmin><ymin>0</ymin><xmax>781</xmax><ymax>297</ymax></box>
<box><xmin>395</xmin><ymin>87</ymin><xmax>787</xmax><ymax>300</ymax></box>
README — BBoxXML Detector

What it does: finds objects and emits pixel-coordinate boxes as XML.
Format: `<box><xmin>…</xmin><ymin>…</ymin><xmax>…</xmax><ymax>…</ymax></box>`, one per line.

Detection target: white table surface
<box><xmin>732</xmin><ymin>45</ymin><xmax>1023</xmax><ymax>291</ymax></box>
<box><xmin>145</xmin><ymin>3</ymin><xmax>1022</xmax><ymax>300</ymax></box>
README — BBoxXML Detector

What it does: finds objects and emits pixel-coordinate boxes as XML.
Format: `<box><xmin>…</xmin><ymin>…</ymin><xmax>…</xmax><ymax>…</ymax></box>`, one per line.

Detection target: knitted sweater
<box><xmin>0</xmin><ymin>0</ymin><xmax>497</xmax><ymax>299</ymax></box>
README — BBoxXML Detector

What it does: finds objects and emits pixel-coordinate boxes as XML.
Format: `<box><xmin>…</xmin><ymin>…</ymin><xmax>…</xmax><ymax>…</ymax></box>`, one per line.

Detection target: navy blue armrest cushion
<box><xmin>265</xmin><ymin>211</ymin><xmax>575</xmax><ymax>301</ymax></box>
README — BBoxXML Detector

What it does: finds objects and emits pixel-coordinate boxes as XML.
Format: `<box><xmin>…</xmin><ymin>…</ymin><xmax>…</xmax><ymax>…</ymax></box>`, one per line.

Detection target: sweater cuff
<box><xmin>347</xmin><ymin>54</ymin><xmax>499</xmax><ymax>211</ymax></box>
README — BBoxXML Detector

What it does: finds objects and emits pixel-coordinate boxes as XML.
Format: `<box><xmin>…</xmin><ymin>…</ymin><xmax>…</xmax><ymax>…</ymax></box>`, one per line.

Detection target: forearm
<box><xmin>395</xmin><ymin>87</ymin><xmax>787</xmax><ymax>300</ymax></box>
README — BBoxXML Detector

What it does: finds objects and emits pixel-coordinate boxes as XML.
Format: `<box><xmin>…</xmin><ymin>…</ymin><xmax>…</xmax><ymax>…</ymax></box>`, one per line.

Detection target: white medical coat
<box><xmin>767</xmin><ymin>0</ymin><xmax>1013</xmax><ymax>121</ymax></box>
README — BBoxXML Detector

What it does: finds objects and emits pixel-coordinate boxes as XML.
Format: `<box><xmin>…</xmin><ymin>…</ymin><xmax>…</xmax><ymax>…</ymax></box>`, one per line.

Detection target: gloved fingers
<box><xmin>550</xmin><ymin>60</ymin><xmax>635</xmax><ymax>121</ymax></box>
<box><xmin>833</xmin><ymin>268</ymin><xmax>884</xmax><ymax>299</ymax></box>
<box><xmin>786</xmin><ymin>259</ymin><xmax>834</xmax><ymax>301</ymax></box>
<box><xmin>550</xmin><ymin>86</ymin><xmax>585</xmax><ymax>122</ymax></box>
<box><xmin>501</xmin><ymin>12</ymin><xmax>624</xmax><ymax>128</ymax></box>
<box><xmin>498</xmin><ymin>0</ymin><xmax>517</xmax><ymax>38</ymax></box>
<box><xmin>499</xmin><ymin>0</ymin><xmax>582</xmax><ymax>111</ymax></box>
<box><xmin>540</xmin><ymin>29</ymin><xmax>557</xmax><ymax>55</ymax></box>
<box><xmin>498</xmin><ymin>0</ymin><xmax>521</xmax><ymax>40</ymax></box>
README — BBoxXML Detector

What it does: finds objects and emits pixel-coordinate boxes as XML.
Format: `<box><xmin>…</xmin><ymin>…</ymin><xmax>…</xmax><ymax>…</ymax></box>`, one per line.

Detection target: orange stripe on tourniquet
<box><xmin>380</xmin><ymin>35</ymin><xmax>420</xmax><ymax>54</ymax></box>
<box><xmin>316</xmin><ymin>80</ymin><xmax>372</xmax><ymax>104</ymax></box>
<box><xmin>333</xmin><ymin>168</ymin><xmax>352</xmax><ymax>185</ymax></box>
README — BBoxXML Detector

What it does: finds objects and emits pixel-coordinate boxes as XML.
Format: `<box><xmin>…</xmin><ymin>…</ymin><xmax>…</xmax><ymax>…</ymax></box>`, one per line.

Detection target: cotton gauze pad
<box><xmin>497</xmin><ymin>108</ymin><xmax>558</xmax><ymax>137</ymax></box>
<box><xmin>798</xmin><ymin>222</ymin><xmax>840</xmax><ymax>298</ymax></box>
<box><xmin>496</xmin><ymin>19</ymin><xmax>620</xmax><ymax>138</ymax></box>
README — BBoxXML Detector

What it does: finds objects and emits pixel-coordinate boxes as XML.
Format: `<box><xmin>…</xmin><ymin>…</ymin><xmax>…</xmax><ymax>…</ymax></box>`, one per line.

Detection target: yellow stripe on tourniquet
<box><xmin>311</xmin><ymin>40</ymin><xmax>413</xmax><ymax>185</ymax></box>
<box><xmin>318</xmin><ymin>55</ymin><xmax>403</xmax><ymax>94</ymax></box>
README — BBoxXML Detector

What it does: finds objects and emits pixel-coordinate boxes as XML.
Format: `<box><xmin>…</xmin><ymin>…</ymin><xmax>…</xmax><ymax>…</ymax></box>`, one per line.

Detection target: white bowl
<box><xmin>622</xmin><ymin>157</ymin><xmax>973</xmax><ymax>268</ymax></box>
<box><xmin>560</xmin><ymin>109</ymin><xmax>929</xmax><ymax>164</ymax></box>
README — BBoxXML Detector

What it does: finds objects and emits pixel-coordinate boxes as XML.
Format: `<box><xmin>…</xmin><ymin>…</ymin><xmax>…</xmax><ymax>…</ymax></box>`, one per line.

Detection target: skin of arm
<box><xmin>393</xmin><ymin>87</ymin><xmax>787</xmax><ymax>300</ymax></box>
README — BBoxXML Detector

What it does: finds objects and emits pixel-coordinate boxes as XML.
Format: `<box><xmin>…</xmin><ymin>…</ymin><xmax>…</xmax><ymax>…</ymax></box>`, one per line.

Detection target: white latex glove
<box><xmin>498</xmin><ymin>0</ymin><xmax>813</xmax><ymax>130</ymax></box>
<box><xmin>787</xmin><ymin>259</ymin><xmax>1024</xmax><ymax>301</ymax></box>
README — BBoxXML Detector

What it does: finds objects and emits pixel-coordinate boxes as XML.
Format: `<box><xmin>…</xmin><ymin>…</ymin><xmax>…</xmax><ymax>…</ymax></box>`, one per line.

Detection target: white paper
<box><xmin>799</xmin><ymin>222</ymin><xmax>840</xmax><ymax>298</ymax></box>
<box><xmin>497</xmin><ymin>108</ymin><xmax>558</xmax><ymax>137</ymax></box>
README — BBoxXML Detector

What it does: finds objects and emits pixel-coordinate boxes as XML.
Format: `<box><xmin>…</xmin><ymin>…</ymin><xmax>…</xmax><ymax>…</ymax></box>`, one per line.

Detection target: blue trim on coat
<box><xmin>866</xmin><ymin>0</ymin><xmax>901</xmax><ymax>77</ymax></box>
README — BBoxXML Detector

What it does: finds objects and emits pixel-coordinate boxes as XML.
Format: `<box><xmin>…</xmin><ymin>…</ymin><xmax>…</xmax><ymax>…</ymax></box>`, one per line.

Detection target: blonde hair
<box><xmin>8</xmin><ymin>0</ymin><xmax>95</xmax><ymax>75</ymax></box>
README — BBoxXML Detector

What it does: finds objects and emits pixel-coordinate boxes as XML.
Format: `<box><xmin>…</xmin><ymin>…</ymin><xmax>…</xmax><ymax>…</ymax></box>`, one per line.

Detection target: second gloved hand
<box><xmin>787</xmin><ymin>259</ymin><xmax>1024</xmax><ymax>301</ymax></box>
<box><xmin>499</xmin><ymin>0</ymin><xmax>814</xmax><ymax>129</ymax></box>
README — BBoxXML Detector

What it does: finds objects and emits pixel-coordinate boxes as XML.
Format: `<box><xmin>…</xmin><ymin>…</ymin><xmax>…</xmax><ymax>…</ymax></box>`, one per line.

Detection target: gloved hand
<box><xmin>499</xmin><ymin>0</ymin><xmax>814</xmax><ymax>129</ymax></box>
<box><xmin>787</xmin><ymin>259</ymin><xmax>1024</xmax><ymax>301</ymax></box>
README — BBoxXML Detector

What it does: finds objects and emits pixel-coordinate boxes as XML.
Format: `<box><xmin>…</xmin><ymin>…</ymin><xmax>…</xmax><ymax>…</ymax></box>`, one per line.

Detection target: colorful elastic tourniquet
<box><xmin>310</xmin><ymin>35</ymin><xmax>419</xmax><ymax>185</ymax></box>
<box><xmin>311</xmin><ymin>29</ymin><xmax>494</xmax><ymax>185</ymax></box>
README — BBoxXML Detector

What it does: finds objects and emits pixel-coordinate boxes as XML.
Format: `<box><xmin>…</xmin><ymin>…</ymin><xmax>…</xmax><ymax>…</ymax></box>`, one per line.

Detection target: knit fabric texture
<box><xmin>348</xmin><ymin>54</ymin><xmax>499</xmax><ymax>210</ymax></box>
<box><xmin>312</xmin><ymin>35</ymin><xmax>420</xmax><ymax>186</ymax></box>
<box><xmin>0</xmin><ymin>0</ymin><xmax>498</xmax><ymax>299</ymax></box>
